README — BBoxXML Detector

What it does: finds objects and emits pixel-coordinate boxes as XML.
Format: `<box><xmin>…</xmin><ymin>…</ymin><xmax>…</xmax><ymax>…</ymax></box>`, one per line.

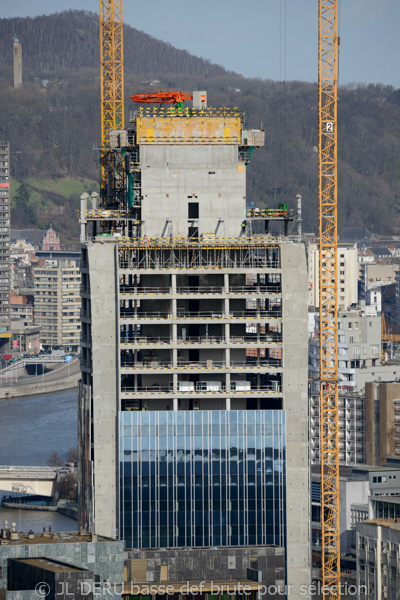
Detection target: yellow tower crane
<box><xmin>319</xmin><ymin>0</ymin><xmax>340</xmax><ymax>597</ymax></box>
<box><xmin>99</xmin><ymin>0</ymin><xmax>125</xmax><ymax>208</ymax></box>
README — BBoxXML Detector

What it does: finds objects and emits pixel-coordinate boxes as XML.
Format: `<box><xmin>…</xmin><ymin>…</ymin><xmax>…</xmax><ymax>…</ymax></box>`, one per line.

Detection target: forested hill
<box><xmin>0</xmin><ymin>11</ymin><xmax>399</xmax><ymax>245</ymax></box>
<box><xmin>0</xmin><ymin>10</ymin><xmax>232</xmax><ymax>77</ymax></box>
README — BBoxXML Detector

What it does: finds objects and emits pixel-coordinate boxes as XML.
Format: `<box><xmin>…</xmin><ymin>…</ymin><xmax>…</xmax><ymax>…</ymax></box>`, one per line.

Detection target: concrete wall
<box><xmin>85</xmin><ymin>243</ymin><xmax>119</xmax><ymax>538</ymax></box>
<box><xmin>357</xmin><ymin>365</ymin><xmax>400</xmax><ymax>394</ymax></box>
<box><xmin>0</xmin><ymin>375</ymin><xmax>79</xmax><ymax>400</ymax></box>
<box><xmin>339</xmin><ymin>478</ymin><xmax>369</xmax><ymax>555</ymax></box>
<box><xmin>281</xmin><ymin>243</ymin><xmax>311</xmax><ymax>595</ymax></box>
<box><xmin>140</xmin><ymin>145</ymin><xmax>245</xmax><ymax>238</ymax></box>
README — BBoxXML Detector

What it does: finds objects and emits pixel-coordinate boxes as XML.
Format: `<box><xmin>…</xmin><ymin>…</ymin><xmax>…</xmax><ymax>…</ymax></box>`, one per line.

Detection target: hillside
<box><xmin>0</xmin><ymin>11</ymin><xmax>399</xmax><ymax>246</ymax></box>
<box><xmin>0</xmin><ymin>11</ymin><xmax>232</xmax><ymax>77</ymax></box>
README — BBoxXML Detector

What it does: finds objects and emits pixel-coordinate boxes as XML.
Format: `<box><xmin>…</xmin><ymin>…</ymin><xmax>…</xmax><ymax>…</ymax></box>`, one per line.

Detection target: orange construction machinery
<box><xmin>131</xmin><ymin>90</ymin><xmax>193</xmax><ymax>105</ymax></box>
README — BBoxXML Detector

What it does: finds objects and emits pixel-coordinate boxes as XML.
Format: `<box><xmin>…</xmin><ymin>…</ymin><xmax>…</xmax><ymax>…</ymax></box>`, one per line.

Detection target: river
<box><xmin>0</xmin><ymin>388</ymin><xmax>78</xmax><ymax>532</ymax></box>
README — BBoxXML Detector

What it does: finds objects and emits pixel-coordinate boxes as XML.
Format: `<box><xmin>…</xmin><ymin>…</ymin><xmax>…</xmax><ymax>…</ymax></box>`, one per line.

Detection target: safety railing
<box><xmin>120</xmin><ymin>285</ymin><xmax>281</xmax><ymax>295</ymax></box>
<box><xmin>121</xmin><ymin>384</ymin><xmax>282</xmax><ymax>394</ymax></box>
<box><xmin>120</xmin><ymin>335</ymin><xmax>282</xmax><ymax>344</ymax></box>
<box><xmin>120</xmin><ymin>360</ymin><xmax>282</xmax><ymax>369</ymax></box>
<box><xmin>120</xmin><ymin>310</ymin><xmax>282</xmax><ymax>320</ymax></box>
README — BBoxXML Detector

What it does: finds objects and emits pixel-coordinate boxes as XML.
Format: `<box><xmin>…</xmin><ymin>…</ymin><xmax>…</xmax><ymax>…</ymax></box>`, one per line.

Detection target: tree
<box><xmin>46</xmin><ymin>450</ymin><xmax>64</xmax><ymax>466</ymax></box>
<box><xmin>14</xmin><ymin>183</ymin><xmax>37</xmax><ymax>225</ymax></box>
<box><xmin>55</xmin><ymin>472</ymin><xmax>78</xmax><ymax>501</ymax></box>
<box><xmin>66</xmin><ymin>446</ymin><xmax>78</xmax><ymax>464</ymax></box>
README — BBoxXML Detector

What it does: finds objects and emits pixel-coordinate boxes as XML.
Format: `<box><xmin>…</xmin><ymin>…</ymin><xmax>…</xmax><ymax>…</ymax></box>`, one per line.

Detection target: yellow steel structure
<box><xmin>99</xmin><ymin>0</ymin><xmax>125</xmax><ymax>205</ymax></box>
<box><xmin>381</xmin><ymin>313</ymin><xmax>400</xmax><ymax>359</ymax></box>
<box><xmin>318</xmin><ymin>0</ymin><xmax>340</xmax><ymax>597</ymax></box>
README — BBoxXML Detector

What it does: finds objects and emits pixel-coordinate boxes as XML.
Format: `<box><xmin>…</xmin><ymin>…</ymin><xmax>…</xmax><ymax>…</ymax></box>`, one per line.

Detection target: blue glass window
<box><xmin>119</xmin><ymin>410</ymin><xmax>285</xmax><ymax>550</ymax></box>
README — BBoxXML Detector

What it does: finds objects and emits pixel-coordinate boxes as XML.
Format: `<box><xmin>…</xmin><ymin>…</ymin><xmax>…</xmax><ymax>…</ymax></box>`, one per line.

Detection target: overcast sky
<box><xmin>2</xmin><ymin>0</ymin><xmax>399</xmax><ymax>88</ymax></box>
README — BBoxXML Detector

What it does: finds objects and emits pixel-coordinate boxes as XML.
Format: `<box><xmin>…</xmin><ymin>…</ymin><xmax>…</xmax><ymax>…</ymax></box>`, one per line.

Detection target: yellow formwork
<box><xmin>136</xmin><ymin>116</ymin><xmax>241</xmax><ymax>145</ymax></box>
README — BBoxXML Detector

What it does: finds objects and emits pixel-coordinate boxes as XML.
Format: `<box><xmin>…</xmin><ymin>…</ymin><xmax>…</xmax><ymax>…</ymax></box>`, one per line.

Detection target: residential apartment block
<box><xmin>307</xmin><ymin>242</ymin><xmax>358</xmax><ymax>310</ymax></box>
<box><xmin>33</xmin><ymin>259</ymin><xmax>80</xmax><ymax>350</ymax></box>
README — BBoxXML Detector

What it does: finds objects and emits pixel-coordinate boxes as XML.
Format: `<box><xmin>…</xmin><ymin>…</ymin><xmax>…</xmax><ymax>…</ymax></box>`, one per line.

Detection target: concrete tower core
<box><xmin>13</xmin><ymin>41</ymin><xmax>22</xmax><ymax>89</ymax></box>
<box><xmin>79</xmin><ymin>95</ymin><xmax>310</xmax><ymax>597</ymax></box>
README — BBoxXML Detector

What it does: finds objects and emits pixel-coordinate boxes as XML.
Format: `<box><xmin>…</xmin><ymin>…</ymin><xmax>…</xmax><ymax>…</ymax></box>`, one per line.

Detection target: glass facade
<box><xmin>119</xmin><ymin>410</ymin><xmax>286</xmax><ymax>550</ymax></box>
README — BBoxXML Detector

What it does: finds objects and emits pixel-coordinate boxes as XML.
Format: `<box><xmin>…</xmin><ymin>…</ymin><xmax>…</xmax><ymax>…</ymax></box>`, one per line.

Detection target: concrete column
<box><xmin>224</xmin><ymin>273</ymin><xmax>229</xmax><ymax>293</ymax></box>
<box><xmin>225</xmin><ymin>323</ymin><xmax>230</xmax><ymax>343</ymax></box>
<box><xmin>225</xmin><ymin>348</ymin><xmax>230</xmax><ymax>367</ymax></box>
<box><xmin>226</xmin><ymin>372</ymin><xmax>231</xmax><ymax>395</ymax></box>
<box><xmin>171</xmin><ymin>273</ymin><xmax>177</xmax><ymax>318</ymax></box>
<box><xmin>173</xmin><ymin>398</ymin><xmax>178</xmax><ymax>411</ymax></box>
<box><xmin>91</xmin><ymin>191</ymin><xmax>99</xmax><ymax>211</ymax></box>
<box><xmin>171</xmin><ymin>273</ymin><xmax>177</xmax><ymax>294</ymax></box>
<box><xmin>172</xmin><ymin>324</ymin><xmax>177</xmax><ymax>342</ymax></box>
<box><xmin>80</xmin><ymin>193</ymin><xmax>88</xmax><ymax>243</ymax></box>
<box><xmin>224</xmin><ymin>298</ymin><xmax>229</xmax><ymax>318</ymax></box>
<box><xmin>226</xmin><ymin>397</ymin><xmax>231</xmax><ymax>410</ymax></box>
<box><xmin>173</xmin><ymin>373</ymin><xmax>177</xmax><ymax>393</ymax></box>
<box><xmin>172</xmin><ymin>348</ymin><xmax>178</xmax><ymax>368</ymax></box>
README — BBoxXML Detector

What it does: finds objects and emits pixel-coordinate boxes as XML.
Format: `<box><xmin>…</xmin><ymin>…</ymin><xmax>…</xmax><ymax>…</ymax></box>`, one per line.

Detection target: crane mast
<box><xmin>319</xmin><ymin>0</ymin><xmax>340</xmax><ymax>597</ymax></box>
<box><xmin>100</xmin><ymin>0</ymin><xmax>125</xmax><ymax>208</ymax></box>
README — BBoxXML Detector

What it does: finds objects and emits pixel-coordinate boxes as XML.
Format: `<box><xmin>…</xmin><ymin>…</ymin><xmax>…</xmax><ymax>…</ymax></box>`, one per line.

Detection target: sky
<box><xmin>2</xmin><ymin>0</ymin><xmax>399</xmax><ymax>88</ymax></box>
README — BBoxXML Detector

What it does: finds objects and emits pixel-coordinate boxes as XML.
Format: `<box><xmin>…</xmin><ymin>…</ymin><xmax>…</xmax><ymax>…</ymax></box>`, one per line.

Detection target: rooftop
<box><xmin>370</xmin><ymin>495</ymin><xmax>400</xmax><ymax>505</ymax></box>
<box><xmin>363</xmin><ymin>519</ymin><xmax>400</xmax><ymax>530</ymax></box>
<box><xmin>13</xmin><ymin>557</ymin><xmax>85</xmax><ymax>573</ymax></box>
<box><xmin>0</xmin><ymin>531</ymin><xmax>115</xmax><ymax>546</ymax></box>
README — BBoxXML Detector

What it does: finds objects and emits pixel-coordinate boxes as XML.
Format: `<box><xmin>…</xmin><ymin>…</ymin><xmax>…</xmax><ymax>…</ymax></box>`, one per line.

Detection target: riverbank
<box><xmin>0</xmin><ymin>374</ymin><xmax>79</xmax><ymax>399</ymax></box>
<box><xmin>1</xmin><ymin>502</ymin><xmax>78</xmax><ymax>520</ymax></box>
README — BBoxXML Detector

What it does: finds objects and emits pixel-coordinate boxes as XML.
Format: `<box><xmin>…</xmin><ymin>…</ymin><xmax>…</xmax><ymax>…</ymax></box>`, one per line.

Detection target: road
<box><xmin>0</xmin><ymin>359</ymin><xmax>80</xmax><ymax>387</ymax></box>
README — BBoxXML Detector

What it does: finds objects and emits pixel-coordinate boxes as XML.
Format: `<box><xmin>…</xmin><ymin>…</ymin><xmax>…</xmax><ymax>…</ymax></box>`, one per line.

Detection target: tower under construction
<box><xmin>79</xmin><ymin>91</ymin><xmax>310</xmax><ymax>596</ymax></box>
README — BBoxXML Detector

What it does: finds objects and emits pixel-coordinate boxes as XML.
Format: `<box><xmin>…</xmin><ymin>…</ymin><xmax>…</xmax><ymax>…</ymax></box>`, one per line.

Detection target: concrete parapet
<box><xmin>0</xmin><ymin>374</ymin><xmax>79</xmax><ymax>399</ymax></box>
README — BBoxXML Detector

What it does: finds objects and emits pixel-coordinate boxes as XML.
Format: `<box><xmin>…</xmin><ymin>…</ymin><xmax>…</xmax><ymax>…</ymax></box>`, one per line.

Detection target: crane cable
<box><xmin>279</xmin><ymin>0</ymin><xmax>287</xmax><ymax>200</ymax></box>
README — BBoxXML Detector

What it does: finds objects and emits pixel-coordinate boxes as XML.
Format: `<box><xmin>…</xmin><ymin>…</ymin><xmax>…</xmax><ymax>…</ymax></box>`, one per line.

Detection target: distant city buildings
<box><xmin>309</xmin><ymin>298</ymin><xmax>400</xmax><ymax>465</ymax></box>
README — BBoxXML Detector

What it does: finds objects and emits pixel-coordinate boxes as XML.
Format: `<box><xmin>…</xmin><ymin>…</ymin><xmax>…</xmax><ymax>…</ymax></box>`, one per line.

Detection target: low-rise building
<box><xmin>10</xmin><ymin>291</ymin><xmax>34</xmax><ymax>326</ymax></box>
<box><xmin>10</xmin><ymin>322</ymin><xmax>41</xmax><ymax>355</ymax></box>
<box><xmin>0</xmin><ymin>528</ymin><xmax>124</xmax><ymax>599</ymax></box>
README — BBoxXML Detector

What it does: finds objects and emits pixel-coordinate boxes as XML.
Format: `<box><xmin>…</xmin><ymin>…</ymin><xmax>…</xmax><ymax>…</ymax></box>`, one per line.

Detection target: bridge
<box><xmin>0</xmin><ymin>466</ymin><xmax>59</xmax><ymax>496</ymax></box>
<box><xmin>0</xmin><ymin>358</ymin><xmax>80</xmax><ymax>398</ymax></box>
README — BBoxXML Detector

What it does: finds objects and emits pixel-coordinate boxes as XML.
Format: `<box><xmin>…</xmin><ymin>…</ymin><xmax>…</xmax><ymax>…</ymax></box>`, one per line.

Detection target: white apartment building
<box><xmin>309</xmin><ymin>309</ymin><xmax>381</xmax><ymax>465</ymax></box>
<box><xmin>33</xmin><ymin>259</ymin><xmax>81</xmax><ymax>350</ymax></box>
<box><xmin>307</xmin><ymin>242</ymin><xmax>358</xmax><ymax>310</ymax></box>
